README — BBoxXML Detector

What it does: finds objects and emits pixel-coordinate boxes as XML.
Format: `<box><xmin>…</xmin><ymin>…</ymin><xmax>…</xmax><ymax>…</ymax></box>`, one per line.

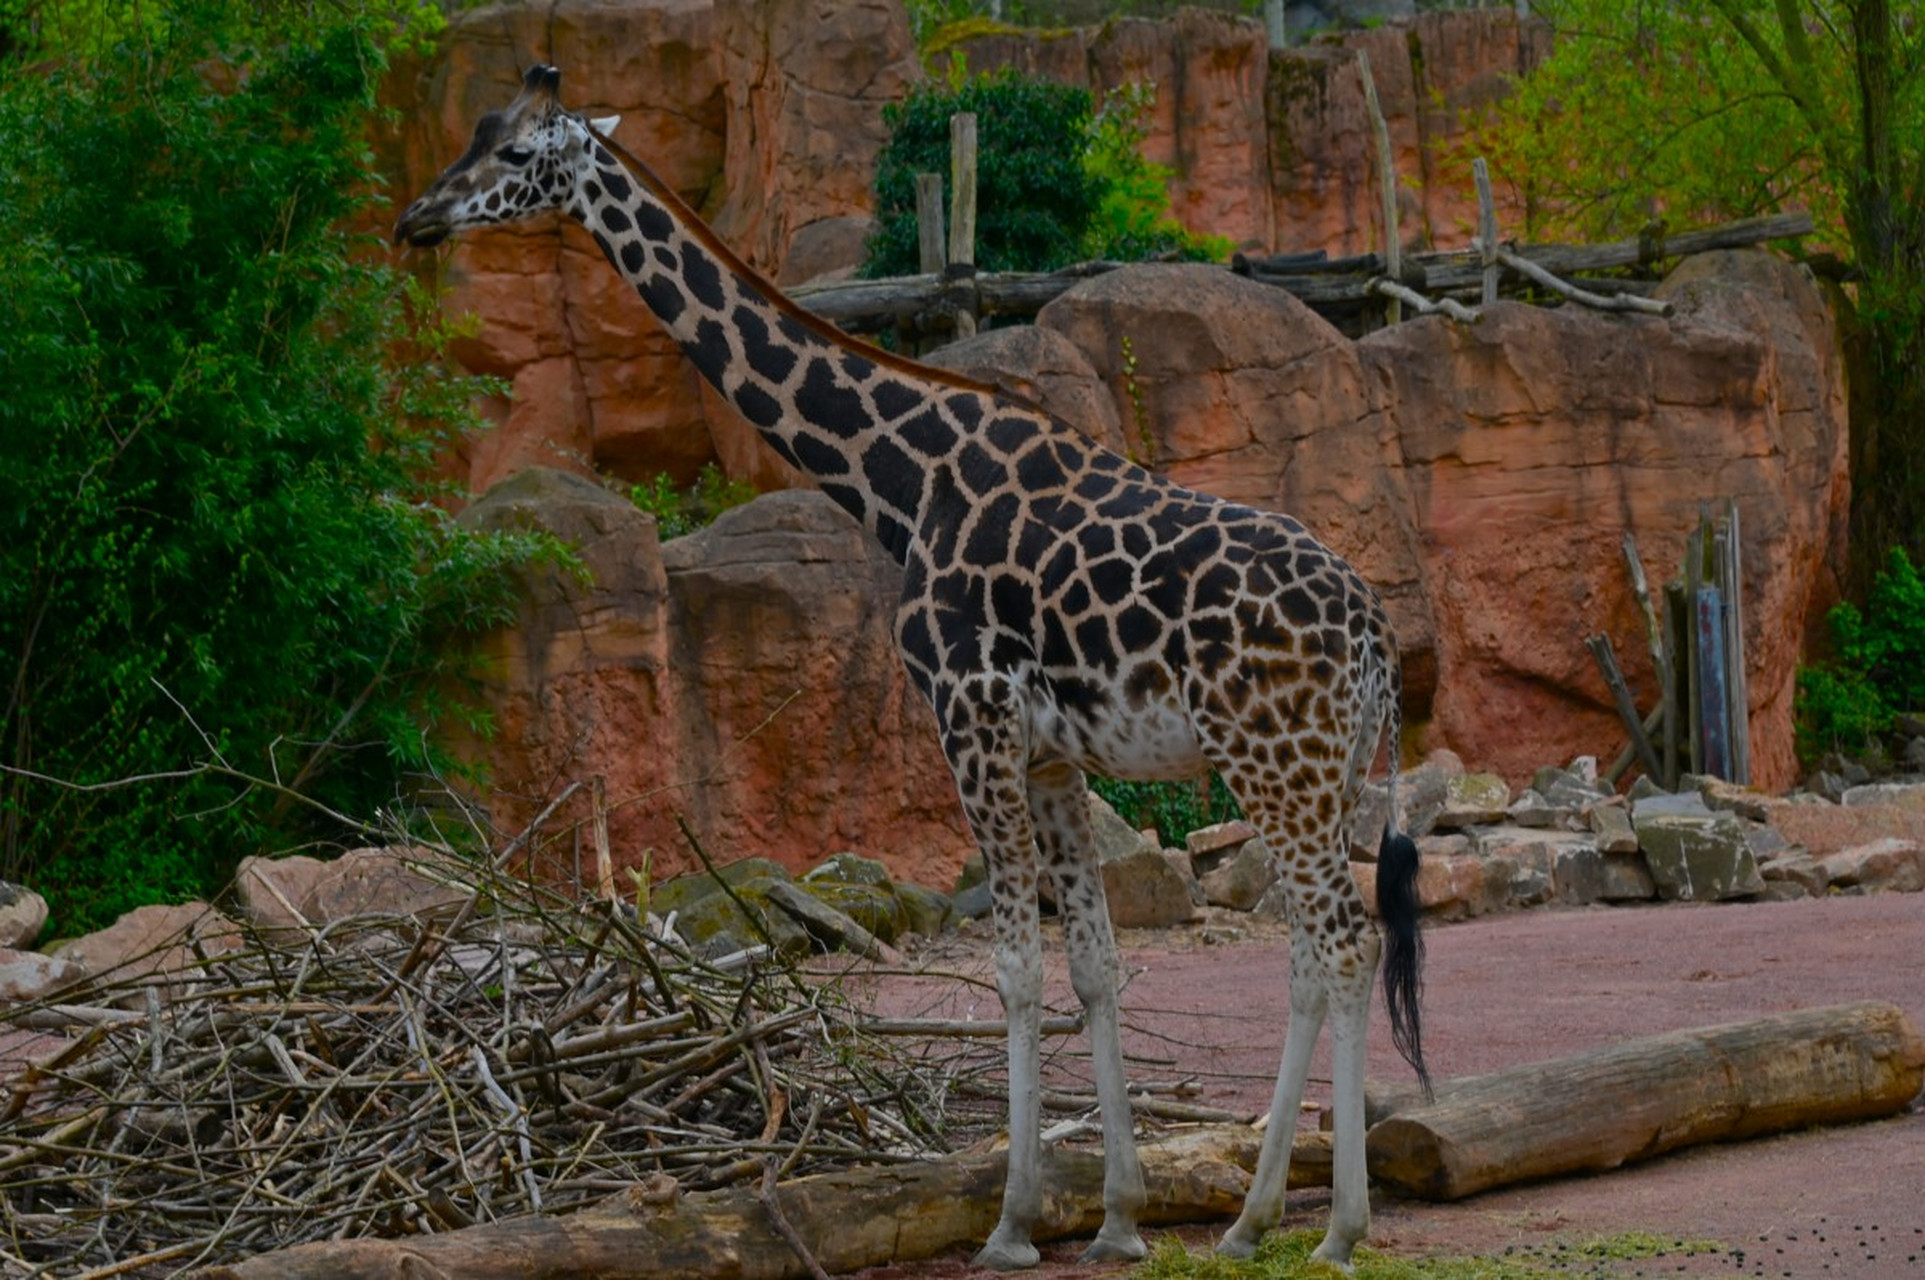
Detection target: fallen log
<box><xmin>1365</xmin><ymin>1000</ymin><xmax>1925</xmax><ymax>1201</ymax></box>
<box><xmin>189</xmin><ymin>1124</ymin><xmax>1332</xmax><ymax>1280</ymax></box>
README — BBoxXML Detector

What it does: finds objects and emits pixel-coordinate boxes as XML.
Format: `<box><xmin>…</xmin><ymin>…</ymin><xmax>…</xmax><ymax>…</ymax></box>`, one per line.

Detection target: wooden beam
<box><xmin>1472</xmin><ymin>157</ymin><xmax>1499</xmax><ymax>306</ymax></box>
<box><xmin>1366</xmin><ymin>1001</ymin><xmax>1925</xmax><ymax>1201</ymax></box>
<box><xmin>1357</xmin><ymin>51</ymin><xmax>1400</xmax><ymax>326</ymax></box>
<box><xmin>1585</xmin><ymin>633</ymin><xmax>1664</xmax><ymax>782</ymax></box>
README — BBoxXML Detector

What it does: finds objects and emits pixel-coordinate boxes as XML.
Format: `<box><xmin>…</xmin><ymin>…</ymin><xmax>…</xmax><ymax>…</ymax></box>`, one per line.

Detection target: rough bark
<box><xmin>188</xmin><ymin>1125</ymin><xmax>1336</xmax><ymax>1279</ymax></box>
<box><xmin>1365</xmin><ymin>1001</ymin><xmax>1925</xmax><ymax>1201</ymax></box>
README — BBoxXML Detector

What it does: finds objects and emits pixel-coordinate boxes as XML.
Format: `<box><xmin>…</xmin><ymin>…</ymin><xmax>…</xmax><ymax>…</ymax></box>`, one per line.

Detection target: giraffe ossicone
<box><xmin>397</xmin><ymin>63</ymin><xmax>1430</xmax><ymax>1271</ymax></box>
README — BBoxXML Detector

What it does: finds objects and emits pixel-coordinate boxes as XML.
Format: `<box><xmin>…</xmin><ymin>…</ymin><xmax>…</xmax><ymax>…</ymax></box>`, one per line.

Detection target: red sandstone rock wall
<box><xmin>377</xmin><ymin>1</ymin><xmax>1546</xmax><ymax>496</ymax></box>
<box><xmin>380</xmin><ymin>2</ymin><xmax>1848</xmax><ymax>887</ymax></box>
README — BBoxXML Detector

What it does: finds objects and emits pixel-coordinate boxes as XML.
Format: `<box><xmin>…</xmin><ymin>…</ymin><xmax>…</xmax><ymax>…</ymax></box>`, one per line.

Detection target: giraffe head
<box><xmin>393</xmin><ymin>64</ymin><xmax>617</xmax><ymax>248</ymax></box>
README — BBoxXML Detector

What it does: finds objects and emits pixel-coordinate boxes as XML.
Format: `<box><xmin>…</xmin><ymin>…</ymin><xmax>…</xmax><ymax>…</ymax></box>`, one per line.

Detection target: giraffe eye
<box><xmin>496</xmin><ymin>145</ymin><xmax>535</xmax><ymax>165</ymax></box>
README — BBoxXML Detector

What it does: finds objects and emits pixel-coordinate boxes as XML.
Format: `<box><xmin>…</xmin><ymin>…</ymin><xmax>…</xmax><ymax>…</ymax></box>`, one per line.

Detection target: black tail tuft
<box><xmin>1376</xmin><ymin>825</ymin><xmax>1431</xmax><ymax>1100</ymax></box>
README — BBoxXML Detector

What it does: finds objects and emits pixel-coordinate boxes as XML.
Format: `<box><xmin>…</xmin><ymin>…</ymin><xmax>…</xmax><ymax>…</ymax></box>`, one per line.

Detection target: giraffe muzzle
<box><xmin>392</xmin><ymin>202</ymin><xmax>451</xmax><ymax>249</ymax></box>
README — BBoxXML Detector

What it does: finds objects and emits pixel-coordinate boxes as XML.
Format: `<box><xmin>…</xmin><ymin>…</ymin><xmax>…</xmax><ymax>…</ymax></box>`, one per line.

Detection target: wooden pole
<box><xmin>1472</xmin><ymin>157</ymin><xmax>1499</xmax><ymax>306</ymax></box>
<box><xmin>1264</xmin><ymin>0</ymin><xmax>1286</xmax><ymax>48</ymax></box>
<box><xmin>1367</xmin><ymin>1001</ymin><xmax>1925</xmax><ymax>1202</ymax></box>
<box><xmin>1682</xmin><ymin>519</ymin><xmax>1705</xmax><ymax>778</ymax></box>
<box><xmin>947</xmin><ymin>112</ymin><xmax>979</xmax><ymax>341</ymax></box>
<box><xmin>1696</xmin><ymin>586</ymin><xmax>1730</xmax><ymax>779</ymax></box>
<box><xmin>1722</xmin><ymin>497</ymin><xmax>1751</xmax><ymax>784</ymax></box>
<box><xmin>914</xmin><ymin>173</ymin><xmax>945</xmax><ymax>276</ymax></box>
<box><xmin>1356</xmin><ymin>52</ymin><xmax>1400</xmax><ymax>326</ymax></box>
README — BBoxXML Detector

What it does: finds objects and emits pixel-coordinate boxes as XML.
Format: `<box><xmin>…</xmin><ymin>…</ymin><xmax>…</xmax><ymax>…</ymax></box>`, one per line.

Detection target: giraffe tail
<box><xmin>1374</xmin><ymin>693</ymin><xmax>1432</xmax><ymax>1100</ymax></box>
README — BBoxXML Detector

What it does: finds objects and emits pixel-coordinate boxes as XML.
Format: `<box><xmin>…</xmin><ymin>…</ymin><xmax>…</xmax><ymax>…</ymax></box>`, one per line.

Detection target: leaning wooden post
<box><xmin>1682</xmin><ymin>519</ymin><xmax>1706</xmax><ymax>778</ymax></box>
<box><xmin>1586</xmin><ymin>633</ymin><xmax>1665</xmax><ymax>783</ymax></box>
<box><xmin>947</xmin><ymin>111</ymin><xmax>979</xmax><ymax>340</ymax></box>
<box><xmin>1622</xmin><ymin>532</ymin><xmax>1676</xmax><ymax>787</ymax></box>
<box><xmin>1357</xmin><ymin>51</ymin><xmax>1401</xmax><ymax>325</ymax></box>
<box><xmin>1472</xmin><ymin>157</ymin><xmax>1499</xmax><ymax>306</ymax></box>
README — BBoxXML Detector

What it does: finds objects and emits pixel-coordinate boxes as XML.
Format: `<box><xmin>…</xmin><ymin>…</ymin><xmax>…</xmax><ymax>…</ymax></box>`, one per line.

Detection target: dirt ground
<box><xmin>847</xmin><ymin>893</ymin><xmax>1925</xmax><ymax>1278</ymax></box>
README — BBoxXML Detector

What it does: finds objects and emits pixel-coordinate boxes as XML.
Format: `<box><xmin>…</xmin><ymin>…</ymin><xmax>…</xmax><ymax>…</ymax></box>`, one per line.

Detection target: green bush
<box><xmin>865</xmin><ymin>70</ymin><xmax>1227</xmax><ymax>281</ymax></box>
<box><xmin>1090</xmin><ymin>773</ymin><xmax>1242</xmax><ymax>846</ymax></box>
<box><xmin>631</xmin><ymin>465</ymin><xmax>759</xmax><ymax>540</ymax></box>
<box><xmin>866</xmin><ymin>68</ymin><xmax>1104</xmax><ymax>278</ymax></box>
<box><xmin>1796</xmin><ymin>547</ymin><xmax>1925</xmax><ymax>761</ymax></box>
<box><xmin>0</xmin><ymin>0</ymin><xmax>561</xmax><ymax>933</ymax></box>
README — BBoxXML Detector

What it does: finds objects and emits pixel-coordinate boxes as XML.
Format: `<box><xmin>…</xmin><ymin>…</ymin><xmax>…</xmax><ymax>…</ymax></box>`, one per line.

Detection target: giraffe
<box><xmin>396</xmin><ymin>64</ymin><xmax>1429</xmax><ymax>1271</ymax></box>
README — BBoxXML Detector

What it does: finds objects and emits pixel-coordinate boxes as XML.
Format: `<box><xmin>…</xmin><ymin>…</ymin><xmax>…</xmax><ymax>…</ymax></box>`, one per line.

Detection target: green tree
<box><xmin>0</xmin><ymin>0</ymin><xmax>558</xmax><ymax>932</ymax></box>
<box><xmin>866</xmin><ymin>68</ymin><xmax>1105</xmax><ymax>277</ymax></box>
<box><xmin>1467</xmin><ymin>0</ymin><xmax>1925</xmax><ymax>578</ymax></box>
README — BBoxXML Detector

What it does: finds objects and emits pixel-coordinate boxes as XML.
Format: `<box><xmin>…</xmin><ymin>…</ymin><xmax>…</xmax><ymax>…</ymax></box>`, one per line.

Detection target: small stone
<box><xmin>1597</xmin><ymin>852</ymin><xmax>1657</xmax><ymax>901</ymax></box>
<box><xmin>1550</xmin><ymin>843</ymin><xmax>1607</xmax><ymax>905</ymax></box>
<box><xmin>1101</xmin><ymin>846</ymin><xmax>1199</xmax><ymax>928</ymax></box>
<box><xmin>803</xmin><ymin>851</ymin><xmax>892</xmax><ymax>887</ymax></box>
<box><xmin>1817</xmin><ymin>839</ymin><xmax>1925</xmax><ymax>894</ymax></box>
<box><xmin>1185</xmin><ymin>819</ymin><xmax>1259</xmax><ymax>865</ymax></box>
<box><xmin>1805</xmin><ymin>770</ymin><xmax>1849</xmax><ymax>804</ymax></box>
<box><xmin>1632</xmin><ymin>793</ymin><xmax>1764</xmax><ymax>901</ymax></box>
<box><xmin>1589</xmin><ymin>801</ymin><xmax>1640</xmax><ymax>854</ymax></box>
<box><xmin>0</xmin><ymin>881</ymin><xmax>48</xmax><ymax>952</ymax></box>
<box><xmin>1507</xmin><ymin>789</ymin><xmax>1563</xmax><ymax>828</ymax></box>
<box><xmin>765</xmin><ymin>880</ymin><xmax>892</xmax><ymax>958</ymax></box>
<box><xmin>894</xmin><ymin>883</ymin><xmax>954</xmax><ymax>936</ymax></box>
<box><xmin>1198</xmin><ymin>837</ymin><xmax>1275</xmax><ymax>912</ymax></box>
<box><xmin>1758</xmin><ymin>850</ymin><xmax>1828</xmax><ymax>897</ymax></box>
<box><xmin>0</xmin><ymin>947</ymin><xmax>85</xmax><ymax>1004</ymax></box>
<box><xmin>1433</xmin><ymin>773</ymin><xmax>1512</xmax><ymax>829</ymax></box>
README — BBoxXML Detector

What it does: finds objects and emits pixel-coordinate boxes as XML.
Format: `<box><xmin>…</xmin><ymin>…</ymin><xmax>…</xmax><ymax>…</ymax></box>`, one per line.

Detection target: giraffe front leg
<box><xmin>939</xmin><ymin>682</ymin><xmax>1046</xmax><ymax>1271</ymax></box>
<box><xmin>976</xmin><ymin>887</ymin><xmax>1045</xmax><ymax>1272</ymax></box>
<box><xmin>1031</xmin><ymin>763</ymin><xmax>1146</xmax><ymax>1263</ymax></box>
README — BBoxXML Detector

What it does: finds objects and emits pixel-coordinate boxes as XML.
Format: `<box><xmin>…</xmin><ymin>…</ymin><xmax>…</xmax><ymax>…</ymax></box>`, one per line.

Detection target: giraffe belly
<box><xmin>1028</xmin><ymin>680</ymin><xmax>1209</xmax><ymax>782</ymax></box>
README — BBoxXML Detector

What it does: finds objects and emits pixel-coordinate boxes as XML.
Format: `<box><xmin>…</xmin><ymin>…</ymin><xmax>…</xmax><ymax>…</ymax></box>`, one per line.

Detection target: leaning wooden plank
<box><xmin>187</xmin><ymin>1124</ymin><xmax>1318</xmax><ymax>1280</ymax></box>
<box><xmin>1365</xmin><ymin>1001</ymin><xmax>1925</xmax><ymax>1202</ymax></box>
<box><xmin>1584</xmin><ymin>633</ymin><xmax>1664</xmax><ymax>782</ymax></box>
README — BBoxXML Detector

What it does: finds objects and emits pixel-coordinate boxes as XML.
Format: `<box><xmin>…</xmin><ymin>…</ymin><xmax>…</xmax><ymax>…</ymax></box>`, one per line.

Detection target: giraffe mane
<box><xmin>581</xmin><ymin>120</ymin><xmax>1056</xmax><ymax>420</ymax></box>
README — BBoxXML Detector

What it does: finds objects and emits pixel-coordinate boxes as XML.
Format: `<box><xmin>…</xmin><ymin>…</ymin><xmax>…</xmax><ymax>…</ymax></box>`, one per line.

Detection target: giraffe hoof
<box><xmin>971</xmin><ymin>1236</ymin><xmax>1040</xmax><ymax>1271</ymax></box>
<box><xmin>1078</xmin><ymin>1230</ymin><xmax>1147</xmax><ymax>1264</ymax></box>
<box><xmin>1215</xmin><ymin>1226</ymin><xmax>1262</xmax><ymax>1260</ymax></box>
<box><xmin>1310</xmin><ymin>1234</ymin><xmax>1358</xmax><ymax>1272</ymax></box>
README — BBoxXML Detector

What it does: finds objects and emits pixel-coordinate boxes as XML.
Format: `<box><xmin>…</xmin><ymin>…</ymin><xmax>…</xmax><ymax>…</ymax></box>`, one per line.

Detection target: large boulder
<box><xmin>454</xmin><ymin>471</ymin><xmax>975</xmax><ymax>891</ymax></box>
<box><xmin>1036</xmin><ymin>252</ymin><xmax>1845</xmax><ymax>792</ymax></box>
<box><xmin>1632</xmin><ymin>793</ymin><xmax>1765</xmax><ymax>902</ymax></box>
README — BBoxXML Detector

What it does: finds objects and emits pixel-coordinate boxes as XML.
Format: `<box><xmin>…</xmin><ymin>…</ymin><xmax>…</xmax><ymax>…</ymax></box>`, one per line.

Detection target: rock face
<box><xmin>949</xmin><ymin>9</ymin><xmax>1547</xmax><ymax>255</ymax></box>
<box><xmin>377</xmin><ymin>3</ymin><xmax>1545</xmax><ymax>495</ymax></box>
<box><xmin>377</xmin><ymin>0</ymin><xmax>916</xmax><ymax>497</ymax></box>
<box><xmin>1036</xmin><ymin>254</ymin><xmax>1847</xmax><ymax>790</ymax></box>
<box><xmin>455</xmin><ymin>469</ymin><xmax>974</xmax><ymax>888</ymax></box>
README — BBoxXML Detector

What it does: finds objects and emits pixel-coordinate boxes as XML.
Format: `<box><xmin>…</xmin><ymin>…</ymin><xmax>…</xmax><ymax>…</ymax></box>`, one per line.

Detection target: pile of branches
<box><xmin>0</xmin><ymin>865</ymin><xmax>970</xmax><ymax>1277</ymax></box>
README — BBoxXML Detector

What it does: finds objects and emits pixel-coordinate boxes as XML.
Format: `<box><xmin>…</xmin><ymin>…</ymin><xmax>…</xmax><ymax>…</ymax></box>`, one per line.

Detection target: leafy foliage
<box><xmin>1460</xmin><ymin>0</ymin><xmax>1925</xmax><ymax>578</ymax></box>
<box><xmin>1089</xmin><ymin>773</ymin><xmax>1241</xmax><ymax>845</ymax></box>
<box><xmin>1082</xmin><ymin>81</ymin><xmax>1232</xmax><ymax>263</ymax></box>
<box><xmin>1796</xmin><ymin>547</ymin><xmax>1925</xmax><ymax>760</ymax></box>
<box><xmin>630</xmin><ymin>465</ymin><xmax>759</xmax><ymax>540</ymax></box>
<box><xmin>0</xmin><ymin>0</ymin><xmax>561</xmax><ymax>932</ymax></box>
<box><xmin>865</xmin><ymin>70</ymin><xmax>1226</xmax><ymax>280</ymax></box>
<box><xmin>866</xmin><ymin>68</ymin><xmax>1104</xmax><ymax>278</ymax></box>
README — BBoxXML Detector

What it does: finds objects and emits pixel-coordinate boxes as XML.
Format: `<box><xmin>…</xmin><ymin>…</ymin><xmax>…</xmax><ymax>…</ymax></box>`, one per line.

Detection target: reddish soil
<box><xmin>848</xmin><ymin>893</ymin><xmax>1925</xmax><ymax>1278</ymax></box>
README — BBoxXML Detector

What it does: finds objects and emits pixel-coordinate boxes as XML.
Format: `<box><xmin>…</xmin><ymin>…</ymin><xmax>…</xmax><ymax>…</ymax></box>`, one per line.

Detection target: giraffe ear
<box><xmin>589</xmin><ymin>115</ymin><xmax>621</xmax><ymax>137</ymax></box>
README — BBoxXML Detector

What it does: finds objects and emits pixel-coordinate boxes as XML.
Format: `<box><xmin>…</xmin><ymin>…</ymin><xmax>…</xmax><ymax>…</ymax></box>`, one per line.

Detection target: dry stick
<box><xmin>1495</xmin><ymin>247</ymin><xmax>1675</xmax><ymax>315</ymax></box>
<box><xmin>1367</xmin><ymin>277</ymin><xmax>1480</xmax><ymax>322</ymax></box>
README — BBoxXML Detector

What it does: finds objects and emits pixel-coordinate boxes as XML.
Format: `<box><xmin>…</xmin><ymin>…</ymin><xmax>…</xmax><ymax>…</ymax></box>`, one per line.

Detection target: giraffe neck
<box><xmin>567</xmin><ymin>131</ymin><xmax>993</xmax><ymax>561</ymax></box>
